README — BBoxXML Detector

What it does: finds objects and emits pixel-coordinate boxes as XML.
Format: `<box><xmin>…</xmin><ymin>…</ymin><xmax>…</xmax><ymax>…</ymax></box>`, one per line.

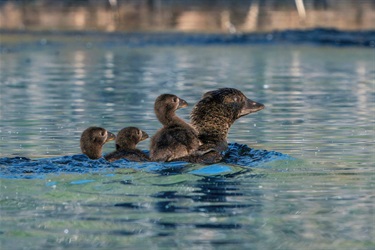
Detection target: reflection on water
<box><xmin>0</xmin><ymin>33</ymin><xmax>374</xmax><ymax>249</ymax></box>
<box><xmin>0</xmin><ymin>164</ymin><xmax>373</xmax><ymax>249</ymax></box>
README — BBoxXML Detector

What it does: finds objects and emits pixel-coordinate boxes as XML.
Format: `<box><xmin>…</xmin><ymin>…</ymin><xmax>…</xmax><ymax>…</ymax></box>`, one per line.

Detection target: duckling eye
<box><xmin>101</xmin><ymin>131</ymin><xmax>106</xmax><ymax>137</ymax></box>
<box><xmin>173</xmin><ymin>97</ymin><xmax>178</xmax><ymax>103</ymax></box>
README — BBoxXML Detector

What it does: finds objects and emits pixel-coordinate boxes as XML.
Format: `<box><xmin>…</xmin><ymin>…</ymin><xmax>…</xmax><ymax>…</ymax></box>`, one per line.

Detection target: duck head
<box><xmin>116</xmin><ymin>127</ymin><xmax>149</xmax><ymax>150</ymax></box>
<box><xmin>154</xmin><ymin>94</ymin><xmax>188</xmax><ymax>125</ymax></box>
<box><xmin>80</xmin><ymin>126</ymin><xmax>116</xmax><ymax>159</ymax></box>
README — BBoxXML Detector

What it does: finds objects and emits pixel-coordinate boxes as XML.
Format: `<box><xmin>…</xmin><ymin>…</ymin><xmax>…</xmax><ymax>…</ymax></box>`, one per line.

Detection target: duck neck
<box><xmin>117</xmin><ymin>142</ymin><xmax>136</xmax><ymax>150</ymax></box>
<box><xmin>192</xmin><ymin>114</ymin><xmax>232</xmax><ymax>145</ymax></box>
<box><xmin>86</xmin><ymin>144</ymin><xmax>102</xmax><ymax>159</ymax></box>
<box><xmin>199</xmin><ymin>127</ymin><xmax>229</xmax><ymax>143</ymax></box>
<box><xmin>157</xmin><ymin>110</ymin><xmax>185</xmax><ymax>126</ymax></box>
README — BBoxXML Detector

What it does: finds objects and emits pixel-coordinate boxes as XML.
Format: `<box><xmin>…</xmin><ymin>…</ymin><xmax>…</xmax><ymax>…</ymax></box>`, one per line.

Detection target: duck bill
<box><xmin>141</xmin><ymin>130</ymin><xmax>149</xmax><ymax>141</ymax></box>
<box><xmin>238</xmin><ymin>99</ymin><xmax>265</xmax><ymax>118</ymax></box>
<box><xmin>178</xmin><ymin>98</ymin><xmax>188</xmax><ymax>109</ymax></box>
<box><xmin>106</xmin><ymin>131</ymin><xmax>116</xmax><ymax>142</ymax></box>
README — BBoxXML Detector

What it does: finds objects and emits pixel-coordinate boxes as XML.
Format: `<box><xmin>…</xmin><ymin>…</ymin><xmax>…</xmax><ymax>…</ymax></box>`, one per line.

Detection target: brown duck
<box><xmin>150</xmin><ymin>94</ymin><xmax>201</xmax><ymax>162</ymax></box>
<box><xmin>105</xmin><ymin>127</ymin><xmax>150</xmax><ymax>162</ymax></box>
<box><xmin>188</xmin><ymin>88</ymin><xmax>265</xmax><ymax>163</ymax></box>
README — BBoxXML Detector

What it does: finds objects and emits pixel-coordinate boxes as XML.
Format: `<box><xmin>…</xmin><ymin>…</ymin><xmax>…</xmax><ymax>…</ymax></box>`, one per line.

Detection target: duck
<box><xmin>150</xmin><ymin>94</ymin><xmax>201</xmax><ymax>162</ymax></box>
<box><xmin>189</xmin><ymin>88</ymin><xmax>265</xmax><ymax>163</ymax></box>
<box><xmin>105</xmin><ymin>127</ymin><xmax>150</xmax><ymax>162</ymax></box>
<box><xmin>80</xmin><ymin>126</ymin><xmax>116</xmax><ymax>160</ymax></box>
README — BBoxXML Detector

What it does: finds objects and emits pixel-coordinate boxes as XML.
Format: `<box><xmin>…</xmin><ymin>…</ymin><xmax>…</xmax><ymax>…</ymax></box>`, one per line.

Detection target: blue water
<box><xmin>0</xmin><ymin>143</ymin><xmax>290</xmax><ymax>179</ymax></box>
<box><xmin>0</xmin><ymin>30</ymin><xmax>374</xmax><ymax>249</ymax></box>
<box><xmin>2</xmin><ymin>28</ymin><xmax>375</xmax><ymax>48</ymax></box>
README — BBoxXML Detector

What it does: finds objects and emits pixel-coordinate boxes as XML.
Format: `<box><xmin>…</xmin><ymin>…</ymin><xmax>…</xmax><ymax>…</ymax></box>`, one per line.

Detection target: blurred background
<box><xmin>0</xmin><ymin>0</ymin><xmax>374</xmax><ymax>33</ymax></box>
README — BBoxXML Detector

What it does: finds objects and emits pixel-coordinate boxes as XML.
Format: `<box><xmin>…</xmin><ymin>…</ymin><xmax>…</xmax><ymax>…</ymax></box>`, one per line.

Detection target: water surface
<box><xmin>0</xmin><ymin>32</ymin><xmax>374</xmax><ymax>249</ymax></box>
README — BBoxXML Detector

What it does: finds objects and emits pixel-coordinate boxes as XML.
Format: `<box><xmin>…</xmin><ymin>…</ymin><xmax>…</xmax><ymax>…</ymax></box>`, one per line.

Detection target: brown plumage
<box><xmin>150</xmin><ymin>94</ymin><xmax>201</xmax><ymax>162</ymax></box>
<box><xmin>80</xmin><ymin>127</ymin><xmax>116</xmax><ymax>160</ymax></box>
<box><xmin>189</xmin><ymin>88</ymin><xmax>265</xmax><ymax>163</ymax></box>
<box><xmin>105</xmin><ymin>127</ymin><xmax>150</xmax><ymax>162</ymax></box>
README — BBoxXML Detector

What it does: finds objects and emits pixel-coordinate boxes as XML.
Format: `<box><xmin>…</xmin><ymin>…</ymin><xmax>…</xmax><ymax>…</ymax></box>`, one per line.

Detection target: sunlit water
<box><xmin>0</xmin><ymin>32</ymin><xmax>374</xmax><ymax>249</ymax></box>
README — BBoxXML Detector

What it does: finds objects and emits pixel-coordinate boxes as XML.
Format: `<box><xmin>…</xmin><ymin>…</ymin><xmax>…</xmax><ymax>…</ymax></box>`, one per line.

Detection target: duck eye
<box><xmin>173</xmin><ymin>97</ymin><xmax>178</xmax><ymax>103</ymax></box>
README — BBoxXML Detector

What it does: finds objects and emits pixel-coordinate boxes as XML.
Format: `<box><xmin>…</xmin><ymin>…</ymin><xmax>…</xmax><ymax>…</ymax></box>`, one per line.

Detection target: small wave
<box><xmin>223</xmin><ymin>143</ymin><xmax>291</xmax><ymax>167</ymax></box>
<box><xmin>0</xmin><ymin>143</ymin><xmax>291</xmax><ymax>179</ymax></box>
<box><xmin>1</xmin><ymin>28</ymin><xmax>374</xmax><ymax>49</ymax></box>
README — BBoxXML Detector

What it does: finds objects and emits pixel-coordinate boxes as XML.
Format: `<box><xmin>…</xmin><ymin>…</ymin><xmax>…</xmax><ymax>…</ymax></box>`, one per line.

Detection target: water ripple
<box><xmin>1</xmin><ymin>29</ymin><xmax>374</xmax><ymax>48</ymax></box>
<box><xmin>0</xmin><ymin>143</ymin><xmax>290</xmax><ymax>179</ymax></box>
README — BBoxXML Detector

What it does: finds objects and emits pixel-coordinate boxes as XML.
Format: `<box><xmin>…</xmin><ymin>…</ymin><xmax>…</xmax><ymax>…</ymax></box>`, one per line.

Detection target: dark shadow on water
<box><xmin>223</xmin><ymin>143</ymin><xmax>289</xmax><ymax>166</ymax></box>
<box><xmin>0</xmin><ymin>143</ymin><xmax>292</xmax><ymax>179</ymax></box>
<box><xmin>140</xmin><ymin>175</ymin><xmax>264</xmax><ymax>240</ymax></box>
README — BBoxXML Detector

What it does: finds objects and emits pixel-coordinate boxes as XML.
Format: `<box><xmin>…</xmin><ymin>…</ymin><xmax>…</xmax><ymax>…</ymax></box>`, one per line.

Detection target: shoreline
<box><xmin>1</xmin><ymin>0</ymin><xmax>374</xmax><ymax>33</ymax></box>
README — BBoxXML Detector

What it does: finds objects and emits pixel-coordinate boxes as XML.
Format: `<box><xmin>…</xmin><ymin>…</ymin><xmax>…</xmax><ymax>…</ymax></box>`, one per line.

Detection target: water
<box><xmin>0</xmin><ymin>31</ymin><xmax>374</xmax><ymax>249</ymax></box>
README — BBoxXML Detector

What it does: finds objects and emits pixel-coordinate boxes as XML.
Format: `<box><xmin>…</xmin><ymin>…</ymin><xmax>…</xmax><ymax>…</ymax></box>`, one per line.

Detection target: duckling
<box><xmin>150</xmin><ymin>94</ymin><xmax>201</xmax><ymax>162</ymax></box>
<box><xmin>189</xmin><ymin>88</ymin><xmax>265</xmax><ymax>163</ymax></box>
<box><xmin>80</xmin><ymin>126</ymin><xmax>116</xmax><ymax>160</ymax></box>
<box><xmin>105</xmin><ymin>127</ymin><xmax>150</xmax><ymax>162</ymax></box>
